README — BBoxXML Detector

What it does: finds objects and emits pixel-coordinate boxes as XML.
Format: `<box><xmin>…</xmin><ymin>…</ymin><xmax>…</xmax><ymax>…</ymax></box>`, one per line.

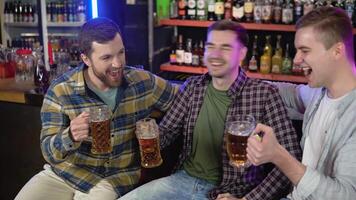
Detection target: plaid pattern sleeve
<box><xmin>244</xmin><ymin>84</ymin><xmax>302</xmax><ymax>200</ymax></box>
<box><xmin>159</xmin><ymin>79</ymin><xmax>192</xmax><ymax>149</ymax></box>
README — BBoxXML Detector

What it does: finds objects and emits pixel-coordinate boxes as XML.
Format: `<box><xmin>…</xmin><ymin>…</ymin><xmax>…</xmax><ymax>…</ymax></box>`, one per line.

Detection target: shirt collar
<box><xmin>198</xmin><ymin>69</ymin><xmax>248</xmax><ymax>97</ymax></box>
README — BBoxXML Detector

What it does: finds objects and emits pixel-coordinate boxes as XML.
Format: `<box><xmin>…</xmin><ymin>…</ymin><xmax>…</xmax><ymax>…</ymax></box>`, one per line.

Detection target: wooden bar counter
<box><xmin>0</xmin><ymin>78</ymin><xmax>45</xmax><ymax>200</ymax></box>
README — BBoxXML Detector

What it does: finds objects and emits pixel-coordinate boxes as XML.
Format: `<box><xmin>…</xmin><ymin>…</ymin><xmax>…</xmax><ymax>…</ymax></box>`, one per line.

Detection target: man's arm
<box><xmin>248</xmin><ymin>123</ymin><xmax>356</xmax><ymax>199</ymax></box>
<box><xmin>244</xmin><ymin>86</ymin><xmax>302</xmax><ymax>200</ymax></box>
<box><xmin>40</xmin><ymin>89</ymin><xmax>82</xmax><ymax>164</ymax></box>
<box><xmin>158</xmin><ymin>79</ymin><xmax>192</xmax><ymax>149</ymax></box>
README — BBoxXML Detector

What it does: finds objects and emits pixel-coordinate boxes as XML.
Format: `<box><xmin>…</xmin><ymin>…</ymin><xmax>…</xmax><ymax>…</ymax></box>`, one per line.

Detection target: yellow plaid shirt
<box><xmin>40</xmin><ymin>65</ymin><xmax>178</xmax><ymax>196</ymax></box>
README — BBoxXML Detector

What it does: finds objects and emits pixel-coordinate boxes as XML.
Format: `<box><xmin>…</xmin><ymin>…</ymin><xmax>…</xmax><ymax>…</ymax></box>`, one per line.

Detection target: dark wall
<box><xmin>98</xmin><ymin>0</ymin><xmax>149</xmax><ymax>69</ymax></box>
<box><xmin>0</xmin><ymin>102</ymin><xmax>44</xmax><ymax>200</ymax></box>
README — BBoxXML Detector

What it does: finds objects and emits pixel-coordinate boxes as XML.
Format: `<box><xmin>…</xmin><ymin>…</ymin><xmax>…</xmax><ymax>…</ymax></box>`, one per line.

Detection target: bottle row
<box><xmin>167</xmin><ymin>33</ymin><xmax>303</xmax><ymax>75</ymax></box>
<box><xmin>169</xmin><ymin>0</ymin><xmax>355</xmax><ymax>25</ymax></box>
<box><xmin>46</xmin><ymin>0</ymin><xmax>86</xmax><ymax>23</ymax></box>
<box><xmin>3</xmin><ymin>1</ymin><xmax>38</xmax><ymax>23</ymax></box>
<box><xmin>169</xmin><ymin>35</ymin><xmax>206</xmax><ymax>67</ymax></box>
<box><xmin>3</xmin><ymin>0</ymin><xmax>86</xmax><ymax>24</ymax></box>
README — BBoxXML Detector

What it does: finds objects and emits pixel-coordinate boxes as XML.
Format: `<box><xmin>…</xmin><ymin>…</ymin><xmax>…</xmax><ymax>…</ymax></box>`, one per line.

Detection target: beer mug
<box><xmin>226</xmin><ymin>115</ymin><xmax>256</xmax><ymax>168</ymax></box>
<box><xmin>135</xmin><ymin>118</ymin><xmax>163</xmax><ymax>168</ymax></box>
<box><xmin>89</xmin><ymin>105</ymin><xmax>112</xmax><ymax>154</ymax></box>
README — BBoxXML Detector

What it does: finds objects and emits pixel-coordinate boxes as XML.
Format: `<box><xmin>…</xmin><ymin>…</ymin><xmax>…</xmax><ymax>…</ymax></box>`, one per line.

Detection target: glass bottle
<box><xmin>249</xmin><ymin>35</ymin><xmax>259</xmax><ymax>72</ymax></box>
<box><xmin>271</xmin><ymin>35</ymin><xmax>283</xmax><ymax>74</ymax></box>
<box><xmin>303</xmin><ymin>0</ymin><xmax>314</xmax><ymax>16</ymax></box>
<box><xmin>244</xmin><ymin>0</ymin><xmax>255</xmax><ymax>22</ymax></box>
<box><xmin>282</xmin><ymin>0</ymin><xmax>293</xmax><ymax>24</ymax></box>
<box><xmin>254</xmin><ymin>0</ymin><xmax>263</xmax><ymax>23</ymax></box>
<box><xmin>176</xmin><ymin>35</ymin><xmax>185</xmax><ymax>65</ymax></box>
<box><xmin>260</xmin><ymin>35</ymin><xmax>272</xmax><ymax>74</ymax></box>
<box><xmin>294</xmin><ymin>0</ymin><xmax>303</xmax><ymax>23</ymax></box>
<box><xmin>192</xmin><ymin>42</ymin><xmax>200</xmax><ymax>66</ymax></box>
<box><xmin>215</xmin><ymin>0</ymin><xmax>225</xmax><ymax>20</ymax></box>
<box><xmin>225</xmin><ymin>0</ymin><xmax>233</xmax><ymax>20</ymax></box>
<box><xmin>282</xmin><ymin>43</ymin><xmax>293</xmax><ymax>74</ymax></box>
<box><xmin>273</xmin><ymin>0</ymin><xmax>282</xmax><ymax>24</ymax></box>
<box><xmin>196</xmin><ymin>0</ymin><xmax>207</xmax><ymax>20</ymax></box>
<box><xmin>187</xmin><ymin>0</ymin><xmax>197</xmax><ymax>20</ymax></box>
<box><xmin>184</xmin><ymin>38</ymin><xmax>193</xmax><ymax>65</ymax></box>
<box><xmin>208</xmin><ymin>0</ymin><xmax>216</xmax><ymax>21</ymax></box>
<box><xmin>178</xmin><ymin>0</ymin><xmax>187</xmax><ymax>19</ymax></box>
<box><xmin>262</xmin><ymin>0</ymin><xmax>273</xmax><ymax>23</ymax></box>
<box><xmin>233</xmin><ymin>0</ymin><xmax>245</xmax><ymax>22</ymax></box>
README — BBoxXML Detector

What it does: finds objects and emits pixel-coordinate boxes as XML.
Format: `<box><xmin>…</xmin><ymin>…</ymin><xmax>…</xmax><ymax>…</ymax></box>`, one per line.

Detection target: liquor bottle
<box><xmin>170</xmin><ymin>36</ymin><xmax>177</xmax><ymax>65</ymax></box>
<box><xmin>224</xmin><ymin>0</ymin><xmax>233</xmax><ymax>20</ymax></box>
<box><xmin>184</xmin><ymin>38</ymin><xmax>193</xmax><ymax>65</ymax></box>
<box><xmin>58</xmin><ymin>3</ymin><xmax>64</xmax><ymax>23</ymax></box>
<box><xmin>207</xmin><ymin>0</ymin><xmax>216</xmax><ymax>20</ymax></box>
<box><xmin>325</xmin><ymin>0</ymin><xmax>333</xmax><ymax>7</ymax></box>
<box><xmin>315</xmin><ymin>0</ymin><xmax>325</xmax><ymax>8</ymax></box>
<box><xmin>254</xmin><ymin>0</ymin><xmax>263</xmax><ymax>23</ymax></box>
<box><xmin>303</xmin><ymin>0</ymin><xmax>314</xmax><ymax>16</ymax></box>
<box><xmin>335</xmin><ymin>0</ymin><xmax>345</xmax><ymax>9</ymax></box>
<box><xmin>18</xmin><ymin>2</ymin><xmax>23</xmax><ymax>22</ymax></box>
<box><xmin>170</xmin><ymin>0</ymin><xmax>178</xmax><ymax>19</ymax></box>
<box><xmin>13</xmin><ymin>1</ymin><xmax>18</xmax><ymax>22</ymax></box>
<box><xmin>282</xmin><ymin>0</ymin><xmax>293</xmax><ymax>24</ymax></box>
<box><xmin>4</xmin><ymin>2</ymin><xmax>10</xmax><ymax>23</ymax></box>
<box><xmin>215</xmin><ymin>0</ymin><xmax>225</xmax><ymax>20</ymax></box>
<box><xmin>233</xmin><ymin>0</ymin><xmax>245</xmax><ymax>22</ymax></box>
<box><xmin>187</xmin><ymin>0</ymin><xmax>197</xmax><ymax>20</ymax></box>
<box><xmin>192</xmin><ymin>42</ymin><xmax>200</xmax><ymax>66</ymax></box>
<box><xmin>294</xmin><ymin>0</ymin><xmax>303</xmax><ymax>23</ymax></box>
<box><xmin>23</xmin><ymin>3</ymin><xmax>29</xmax><ymax>22</ymax></box>
<box><xmin>78</xmin><ymin>0</ymin><xmax>86</xmax><ymax>22</ymax></box>
<box><xmin>176</xmin><ymin>35</ymin><xmax>185</xmax><ymax>65</ymax></box>
<box><xmin>260</xmin><ymin>35</ymin><xmax>272</xmax><ymax>74</ymax></box>
<box><xmin>345</xmin><ymin>0</ymin><xmax>354</xmax><ymax>24</ymax></box>
<box><xmin>196</xmin><ymin>0</ymin><xmax>207</xmax><ymax>20</ymax></box>
<box><xmin>262</xmin><ymin>0</ymin><xmax>273</xmax><ymax>23</ymax></box>
<box><xmin>273</xmin><ymin>0</ymin><xmax>282</xmax><ymax>23</ymax></box>
<box><xmin>244</xmin><ymin>0</ymin><xmax>255</xmax><ymax>22</ymax></box>
<box><xmin>271</xmin><ymin>35</ymin><xmax>283</xmax><ymax>74</ymax></box>
<box><xmin>248</xmin><ymin>35</ymin><xmax>259</xmax><ymax>72</ymax></box>
<box><xmin>8</xmin><ymin>2</ymin><xmax>14</xmax><ymax>23</ymax></box>
<box><xmin>198</xmin><ymin>40</ymin><xmax>205</xmax><ymax>66</ymax></box>
<box><xmin>178</xmin><ymin>0</ymin><xmax>187</xmax><ymax>19</ymax></box>
<box><xmin>281</xmin><ymin>43</ymin><xmax>293</xmax><ymax>74</ymax></box>
<box><xmin>63</xmin><ymin>1</ymin><xmax>68</xmax><ymax>22</ymax></box>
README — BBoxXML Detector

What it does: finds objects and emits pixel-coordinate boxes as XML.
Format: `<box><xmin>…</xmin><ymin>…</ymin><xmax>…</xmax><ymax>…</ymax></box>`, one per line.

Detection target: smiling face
<box><xmin>82</xmin><ymin>33</ymin><xmax>125</xmax><ymax>90</ymax></box>
<box><xmin>294</xmin><ymin>27</ymin><xmax>338</xmax><ymax>88</ymax></box>
<box><xmin>203</xmin><ymin>30</ymin><xmax>247</xmax><ymax>80</ymax></box>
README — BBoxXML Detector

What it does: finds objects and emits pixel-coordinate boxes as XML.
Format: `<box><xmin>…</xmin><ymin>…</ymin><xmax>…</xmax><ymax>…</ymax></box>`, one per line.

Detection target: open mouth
<box><xmin>302</xmin><ymin>67</ymin><xmax>312</xmax><ymax>76</ymax></box>
<box><xmin>208</xmin><ymin>59</ymin><xmax>225</xmax><ymax>67</ymax></box>
<box><xmin>108</xmin><ymin>68</ymin><xmax>121</xmax><ymax>78</ymax></box>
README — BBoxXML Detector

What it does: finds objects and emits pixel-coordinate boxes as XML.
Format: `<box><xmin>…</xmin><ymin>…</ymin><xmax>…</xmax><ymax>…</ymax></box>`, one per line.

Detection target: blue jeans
<box><xmin>119</xmin><ymin>170</ymin><xmax>216</xmax><ymax>200</ymax></box>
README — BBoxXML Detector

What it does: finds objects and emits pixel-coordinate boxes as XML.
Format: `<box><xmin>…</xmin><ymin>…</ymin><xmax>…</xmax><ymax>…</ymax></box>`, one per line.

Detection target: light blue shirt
<box><xmin>276</xmin><ymin>83</ymin><xmax>356</xmax><ymax>200</ymax></box>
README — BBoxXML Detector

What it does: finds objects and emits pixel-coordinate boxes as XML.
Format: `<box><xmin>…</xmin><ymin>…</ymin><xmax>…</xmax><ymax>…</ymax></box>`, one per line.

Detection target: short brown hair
<box><xmin>207</xmin><ymin>20</ymin><xmax>249</xmax><ymax>47</ymax></box>
<box><xmin>79</xmin><ymin>17</ymin><xmax>122</xmax><ymax>56</ymax></box>
<box><xmin>296</xmin><ymin>7</ymin><xmax>354</xmax><ymax>60</ymax></box>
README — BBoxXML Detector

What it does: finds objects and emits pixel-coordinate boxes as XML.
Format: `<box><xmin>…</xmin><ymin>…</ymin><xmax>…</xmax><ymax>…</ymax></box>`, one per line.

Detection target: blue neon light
<box><xmin>91</xmin><ymin>0</ymin><xmax>98</xmax><ymax>18</ymax></box>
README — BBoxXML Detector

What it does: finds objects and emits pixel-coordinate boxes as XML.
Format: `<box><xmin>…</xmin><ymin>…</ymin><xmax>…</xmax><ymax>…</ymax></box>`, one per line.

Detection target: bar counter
<box><xmin>0</xmin><ymin>78</ymin><xmax>45</xmax><ymax>200</ymax></box>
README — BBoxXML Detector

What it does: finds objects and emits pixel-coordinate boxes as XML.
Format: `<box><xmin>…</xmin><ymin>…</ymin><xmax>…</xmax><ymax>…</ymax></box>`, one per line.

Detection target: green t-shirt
<box><xmin>183</xmin><ymin>82</ymin><xmax>232</xmax><ymax>184</ymax></box>
<box><xmin>86</xmin><ymin>80</ymin><xmax>118</xmax><ymax>111</ymax></box>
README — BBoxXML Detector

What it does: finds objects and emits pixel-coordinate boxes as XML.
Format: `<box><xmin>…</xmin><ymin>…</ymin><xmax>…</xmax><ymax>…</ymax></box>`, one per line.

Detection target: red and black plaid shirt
<box><xmin>159</xmin><ymin>70</ymin><xmax>302</xmax><ymax>200</ymax></box>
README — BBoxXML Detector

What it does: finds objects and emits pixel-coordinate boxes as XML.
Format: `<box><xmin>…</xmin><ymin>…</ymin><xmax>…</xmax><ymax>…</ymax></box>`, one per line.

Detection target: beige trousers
<box><xmin>15</xmin><ymin>164</ymin><xmax>118</xmax><ymax>200</ymax></box>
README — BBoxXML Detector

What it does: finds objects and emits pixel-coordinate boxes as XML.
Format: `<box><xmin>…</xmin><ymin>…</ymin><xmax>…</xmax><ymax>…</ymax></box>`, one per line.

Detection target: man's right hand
<box><xmin>69</xmin><ymin>112</ymin><xmax>90</xmax><ymax>142</ymax></box>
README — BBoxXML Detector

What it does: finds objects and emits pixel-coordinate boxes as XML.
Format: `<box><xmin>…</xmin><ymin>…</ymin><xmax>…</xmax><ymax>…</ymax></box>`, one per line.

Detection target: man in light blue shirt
<box><xmin>237</xmin><ymin>7</ymin><xmax>356</xmax><ymax>200</ymax></box>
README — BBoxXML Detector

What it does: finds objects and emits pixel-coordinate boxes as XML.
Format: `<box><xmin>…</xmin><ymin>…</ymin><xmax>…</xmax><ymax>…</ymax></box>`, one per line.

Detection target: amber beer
<box><xmin>90</xmin><ymin>105</ymin><xmax>112</xmax><ymax>154</ymax></box>
<box><xmin>227</xmin><ymin>131</ymin><xmax>249</xmax><ymax>167</ymax></box>
<box><xmin>138</xmin><ymin>136</ymin><xmax>163</xmax><ymax>168</ymax></box>
<box><xmin>226</xmin><ymin>115</ymin><xmax>256</xmax><ymax>168</ymax></box>
<box><xmin>136</xmin><ymin>118</ymin><xmax>163</xmax><ymax>168</ymax></box>
<box><xmin>90</xmin><ymin>119</ymin><xmax>112</xmax><ymax>154</ymax></box>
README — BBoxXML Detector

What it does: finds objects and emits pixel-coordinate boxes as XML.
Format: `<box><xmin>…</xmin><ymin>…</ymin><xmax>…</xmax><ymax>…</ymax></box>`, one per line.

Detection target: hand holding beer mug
<box><xmin>89</xmin><ymin>105</ymin><xmax>112</xmax><ymax>154</ymax></box>
<box><xmin>135</xmin><ymin>118</ymin><xmax>163</xmax><ymax>168</ymax></box>
<box><xmin>226</xmin><ymin>115</ymin><xmax>256</xmax><ymax>168</ymax></box>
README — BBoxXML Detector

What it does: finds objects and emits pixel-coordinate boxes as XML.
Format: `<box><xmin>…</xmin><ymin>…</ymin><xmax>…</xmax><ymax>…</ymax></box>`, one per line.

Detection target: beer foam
<box><xmin>229</xmin><ymin>121</ymin><xmax>255</xmax><ymax>136</ymax></box>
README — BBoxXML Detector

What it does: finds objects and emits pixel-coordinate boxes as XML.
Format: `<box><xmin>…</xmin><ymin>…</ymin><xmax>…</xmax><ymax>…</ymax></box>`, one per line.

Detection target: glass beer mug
<box><xmin>226</xmin><ymin>115</ymin><xmax>256</xmax><ymax>168</ymax></box>
<box><xmin>135</xmin><ymin>118</ymin><xmax>163</xmax><ymax>168</ymax></box>
<box><xmin>89</xmin><ymin>105</ymin><xmax>112</xmax><ymax>154</ymax></box>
